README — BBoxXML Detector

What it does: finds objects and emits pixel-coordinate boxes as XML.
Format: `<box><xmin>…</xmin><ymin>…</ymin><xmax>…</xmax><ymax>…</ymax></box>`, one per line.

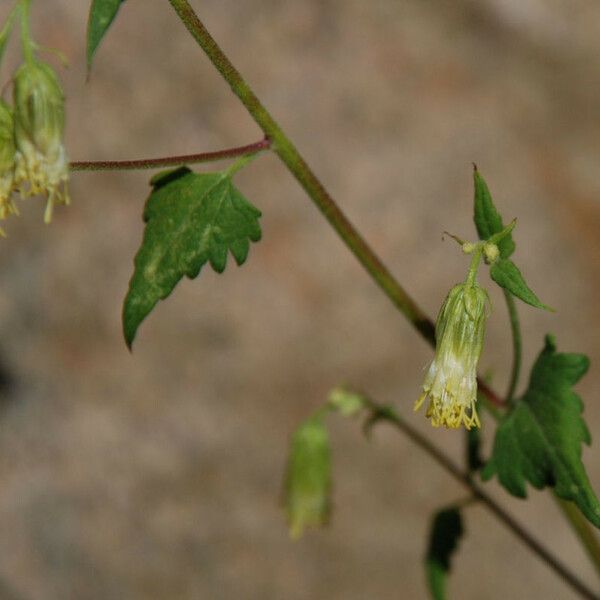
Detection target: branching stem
<box><xmin>366</xmin><ymin>402</ymin><xmax>598</xmax><ymax>600</ymax></box>
<box><xmin>166</xmin><ymin>1</ymin><xmax>597</xmax><ymax>596</ymax></box>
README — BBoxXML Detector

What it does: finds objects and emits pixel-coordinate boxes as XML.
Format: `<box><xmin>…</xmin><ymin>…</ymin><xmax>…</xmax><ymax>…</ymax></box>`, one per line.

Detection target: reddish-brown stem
<box><xmin>69</xmin><ymin>137</ymin><xmax>271</xmax><ymax>172</ymax></box>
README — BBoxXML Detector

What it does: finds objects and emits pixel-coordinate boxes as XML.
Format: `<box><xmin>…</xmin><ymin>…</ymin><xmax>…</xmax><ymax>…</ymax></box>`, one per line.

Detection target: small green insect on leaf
<box><xmin>86</xmin><ymin>0</ymin><xmax>127</xmax><ymax>73</ymax></box>
<box><xmin>426</xmin><ymin>508</ymin><xmax>464</xmax><ymax>600</ymax></box>
<box><xmin>482</xmin><ymin>335</ymin><xmax>600</xmax><ymax>527</ymax></box>
<box><xmin>122</xmin><ymin>167</ymin><xmax>262</xmax><ymax>348</ymax></box>
<box><xmin>473</xmin><ymin>167</ymin><xmax>515</xmax><ymax>259</ymax></box>
<box><xmin>490</xmin><ymin>259</ymin><xmax>553</xmax><ymax>311</ymax></box>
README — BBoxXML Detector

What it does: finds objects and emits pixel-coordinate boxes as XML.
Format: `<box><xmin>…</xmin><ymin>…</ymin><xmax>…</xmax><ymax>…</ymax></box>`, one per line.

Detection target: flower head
<box><xmin>415</xmin><ymin>282</ymin><xmax>489</xmax><ymax>429</ymax></box>
<box><xmin>0</xmin><ymin>99</ymin><xmax>18</xmax><ymax>230</ymax></box>
<box><xmin>13</xmin><ymin>60</ymin><xmax>69</xmax><ymax>223</ymax></box>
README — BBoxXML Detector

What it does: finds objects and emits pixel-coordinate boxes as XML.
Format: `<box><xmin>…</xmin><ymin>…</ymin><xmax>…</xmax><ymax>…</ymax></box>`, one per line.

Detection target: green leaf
<box><xmin>473</xmin><ymin>167</ymin><xmax>515</xmax><ymax>258</ymax></box>
<box><xmin>426</xmin><ymin>508</ymin><xmax>464</xmax><ymax>600</ymax></box>
<box><xmin>465</xmin><ymin>427</ymin><xmax>484</xmax><ymax>472</ymax></box>
<box><xmin>490</xmin><ymin>259</ymin><xmax>552</xmax><ymax>311</ymax></box>
<box><xmin>482</xmin><ymin>335</ymin><xmax>600</xmax><ymax>527</ymax></box>
<box><xmin>86</xmin><ymin>0</ymin><xmax>126</xmax><ymax>72</ymax></box>
<box><xmin>283</xmin><ymin>416</ymin><xmax>332</xmax><ymax>539</ymax></box>
<box><xmin>123</xmin><ymin>167</ymin><xmax>262</xmax><ymax>348</ymax></box>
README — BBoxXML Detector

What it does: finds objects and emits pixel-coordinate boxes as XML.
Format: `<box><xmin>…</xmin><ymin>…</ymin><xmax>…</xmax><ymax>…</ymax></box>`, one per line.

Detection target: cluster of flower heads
<box><xmin>0</xmin><ymin>0</ymin><xmax>69</xmax><ymax>235</ymax></box>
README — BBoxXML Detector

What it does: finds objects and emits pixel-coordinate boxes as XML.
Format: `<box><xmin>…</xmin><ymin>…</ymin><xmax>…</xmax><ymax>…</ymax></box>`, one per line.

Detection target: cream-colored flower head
<box><xmin>415</xmin><ymin>282</ymin><xmax>489</xmax><ymax>429</ymax></box>
<box><xmin>13</xmin><ymin>60</ymin><xmax>69</xmax><ymax>223</ymax></box>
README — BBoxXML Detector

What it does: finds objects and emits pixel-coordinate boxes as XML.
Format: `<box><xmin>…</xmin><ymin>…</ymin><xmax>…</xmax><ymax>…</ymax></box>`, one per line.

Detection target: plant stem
<box><xmin>483</xmin><ymin>384</ymin><xmax>600</xmax><ymax>584</ymax></box>
<box><xmin>555</xmin><ymin>495</ymin><xmax>600</xmax><ymax>582</ymax></box>
<box><xmin>70</xmin><ymin>137</ymin><xmax>271</xmax><ymax>172</ymax></box>
<box><xmin>19</xmin><ymin>0</ymin><xmax>33</xmax><ymax>64</ymax></box>
<box><xmin>167</xmin><ymin>2</ymin><xmax>595</xmax><ymax>595</ymax></box>
<box><xmin>0</xmin><ymin>2</ymin><xmax>19</xmax><ymax>66</ymax></box>
<box><xmin>503</xmin><ymin>290</ymin><xmax>522</xmax><ymax>404</ymax></box>
<box><xmin>367</xmin><ymin>402</ymin><xmax>598</xmax><ymax>600</ymax></box>
<box><xmin>465</xmin><ymin>247</ymin><xmax>482</xmax><ymax>287</ymax></box>
<box><xmin>168</xmin><ymin>0</ymin><xmax>435</xmax><ymax>346</ymax></box>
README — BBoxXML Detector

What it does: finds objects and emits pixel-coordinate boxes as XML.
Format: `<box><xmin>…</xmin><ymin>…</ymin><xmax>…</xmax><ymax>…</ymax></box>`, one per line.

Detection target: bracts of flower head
<box><xmin>414</xmin><ymin>282</ymin><xmax>489</xmax><ymax>429</ymax></box>
<box><xmin>0</xmin><ymin>99</ymin><xmax>18</xmax><ymax>233</ymax></box>
<box><xmin>13</xmin><ymin>59</ymin><xmax>69</xmax><ymax>223</ymax></box>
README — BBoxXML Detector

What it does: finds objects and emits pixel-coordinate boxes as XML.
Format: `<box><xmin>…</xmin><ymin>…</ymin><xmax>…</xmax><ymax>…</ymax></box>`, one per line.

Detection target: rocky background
<box><xmin>0</xmin><ymin>0</ymin><xmax>599</xmax><ymax>598</ymax></box>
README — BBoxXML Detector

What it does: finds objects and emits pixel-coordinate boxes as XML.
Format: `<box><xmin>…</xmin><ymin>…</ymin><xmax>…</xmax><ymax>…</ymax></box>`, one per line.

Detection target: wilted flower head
<box><xmin>415</xmin><ymin>282</ymin><xmax>489</xmax><ymax>429</ymax></box>
<box><xmin>13</xmin><ymin>60</ymin><xmax>69</xmax><ymax>223</ymax></box>
<box><xmin>0</xmin><ymin>99</ymin><xmax>18</xmax><ymax>229</ymax></box>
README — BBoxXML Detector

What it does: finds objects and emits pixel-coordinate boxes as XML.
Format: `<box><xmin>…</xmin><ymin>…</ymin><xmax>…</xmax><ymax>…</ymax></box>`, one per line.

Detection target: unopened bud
<box><xmin>483</xmin><ymin>242</ymin><xmax>499</xmax><ymax>264</ymax></box>
<box><xmin>13</xmin><ymin>60</ymin><xmax>69</xmax><ymax>223</ymax></box>
<box><xmin>283</xmin><ymin>416</ymin><xmax>331</xmax><ymax>539</ymax></box>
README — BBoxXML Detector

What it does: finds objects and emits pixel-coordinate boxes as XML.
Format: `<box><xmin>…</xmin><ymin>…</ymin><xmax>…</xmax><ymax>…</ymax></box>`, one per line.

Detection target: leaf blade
<box><xmin>473</xmin><ymin>168</ymin><xmax>515</xmax><ymax>258</ymax></box>
<box><xmin>426</xmin><ymin>508</ymin><xmax>464</xmax><ymax>600</ymax></box>
<box><xmin>122</xmin><ymin>169</ymin><xmax>262</xmax><ymax>348</ymax></box>
<box><xmin>86</xmin><ymin>0</ymin><xmax>126</xmax><ymax>72</ymax></box>
<box><xmin>490</xmin><ymin>258</ymin><xmax>552</xmax><ymax>311</ymax></box>
<box><xmin>482</xmin><ymin>335</ymin><xmax>600</xmax><ymax>527</ymax></box>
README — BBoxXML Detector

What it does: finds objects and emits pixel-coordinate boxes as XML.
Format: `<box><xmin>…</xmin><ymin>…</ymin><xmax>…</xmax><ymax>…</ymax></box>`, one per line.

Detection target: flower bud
<box><xmin>415</xmin><ymin>282</ymin><xmax>489</xmax><ymax>429</ymax></box>
<box><xmin>13</xmin><ymin>60</ymin><xmax>69</xmax><ymax>223</ymax></box>
<box><xmin>283</xmin><ymin>416</ymin><xmax>331</xmax><ymax>539</ymax></box>
<box><xmin>483</xmin><ymin>242</ymin><xmax>499</xmax><ymax>264</ymax></box>
<box><xmin>0</xmin><ymin>99</ymin><xmax>18</xmax><ymax>227</ymax></box>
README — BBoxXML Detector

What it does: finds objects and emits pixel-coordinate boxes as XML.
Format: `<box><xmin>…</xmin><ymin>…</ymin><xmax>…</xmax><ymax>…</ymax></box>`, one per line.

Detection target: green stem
<box><xmin>465</xmin><ymin>247</ymin><xmax>483</xmax><ymax>287</ymax></box>
<box><xmin>555</xmin><ymin>495</ymin><xmax>600</xmax><ymax>582</ymax></box>
<box><xmin>365</xmin><ymin>401</ymin><xmax>598</xmax><ymax>600</ymax></box>
<box><xmin>19</xmin><ymin>0</ymin><xmax>34</xmax><ymax>64</ymax></box>
<box><xmin>70</xmin><ymin>137</ymin><xmax>271</xmax><ymax>172</ymax></box>
<box><xmin>483</xmin><ymin>395</ymin><xmax>600</xmax><ymax>584</ymax></box>
<box><xmin>503</xmin><ymin>290</ymin><xmax>522</xmax><ymax>404</ymax></box>
<box><xmin>226</xmin><ymin>150</ymin><xmax>262</xmax><ymax>177</ymax></box>
<box><xmin>167</xmin><ymin>3</ymin><xmax>595</xmax><ymax>595</ymax></box>
<box><xmin>0</xmin><ymin>2</ymin><xmax>20</xmax><ymax>66</ymax></box>
<box><xmin>167</xmin><ymin>0</ymin><xmax>435</xmax><ymax>346</ymax></box>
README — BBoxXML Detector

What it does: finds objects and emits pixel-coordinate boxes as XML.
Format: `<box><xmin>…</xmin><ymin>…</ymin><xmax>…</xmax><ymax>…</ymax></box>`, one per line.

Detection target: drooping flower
<box><xmin>0</xmin><ymin>99</ymin><xmax>18</xmax><ymax>231</ymax></box>
<box><xmin>13</xmin><ymin>59</ymin><xmax>69</xmax><ymax>223</ymax></box>
<box><xmin>283</xmin><ymin>416</ymin><xmax>331</xmax><ymax>539</ymax></box>
<box><xmin>415</xmin><ymin>282</ymin><xmax>489</xmax><ymax>429</ymax></box>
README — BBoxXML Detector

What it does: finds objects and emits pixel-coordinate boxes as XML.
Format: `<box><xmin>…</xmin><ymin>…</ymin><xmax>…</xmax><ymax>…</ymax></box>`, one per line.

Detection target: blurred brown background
<box><xmin>0</xmin><ymin>0</ymin><xmax>599</xmax><ymax>598</ymax></box>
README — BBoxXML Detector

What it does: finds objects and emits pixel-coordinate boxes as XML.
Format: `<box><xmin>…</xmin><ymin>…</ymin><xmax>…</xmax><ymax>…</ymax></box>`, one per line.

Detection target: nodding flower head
<box><xmin>415</xmin><ymin>282</ymin><xmax>489</xmax><ymax>429</ymax></box>
<box><xmin>0</xmin><ymin>100</ymin><xmax>18</xmax><ymax>229</ymax></box>
<box><xmin>13</xmin><ymin>60</ymin><xmax>69</xmax><ymax>223</ymax></box>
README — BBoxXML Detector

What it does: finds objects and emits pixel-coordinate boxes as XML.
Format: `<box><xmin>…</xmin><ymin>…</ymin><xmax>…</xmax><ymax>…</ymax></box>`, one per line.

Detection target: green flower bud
<box><xmin>0</xmin><ymin>99</ymin><xmax>18</xmax><ymax>229</ymax></box>
<box><xmin>327</xmin><ymin>387</ymin><xmax>366</xmax><ymax>417</ymax></box>
<box><xmin>483</xmin><ymin>242</ymin><xmax>499</xmax><ymax>264</ymax></box>
<box><xmin>13</xmin><ymin>60</ymin><xmax>69</xmax><ymax>223</ymax></box>
<box><xmin>415</xmin><ymin>282</ymin><xmax>489</xmax><ymax>429</ymax></box>
<box><xmin>283</xmin><ymin>416</ymin><xmax>331</xmax><ymax>539</ymax></box>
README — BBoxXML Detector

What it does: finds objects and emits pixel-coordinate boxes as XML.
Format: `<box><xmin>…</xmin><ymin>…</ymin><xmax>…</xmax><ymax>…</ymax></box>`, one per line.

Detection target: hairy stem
<box><xmin>367</xmin><ymin>402</ymin><xmax>598</xmax><ymax>600</ymax></box>
<box><xmin>70</xmin><ymin>137</ymin><xmax>271</xmax><ymax>172</ymax></box>
<box><xmin>503</xmin><ymin>290</ymin><xmax>522</xmax><ymax>403</ymax></box>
